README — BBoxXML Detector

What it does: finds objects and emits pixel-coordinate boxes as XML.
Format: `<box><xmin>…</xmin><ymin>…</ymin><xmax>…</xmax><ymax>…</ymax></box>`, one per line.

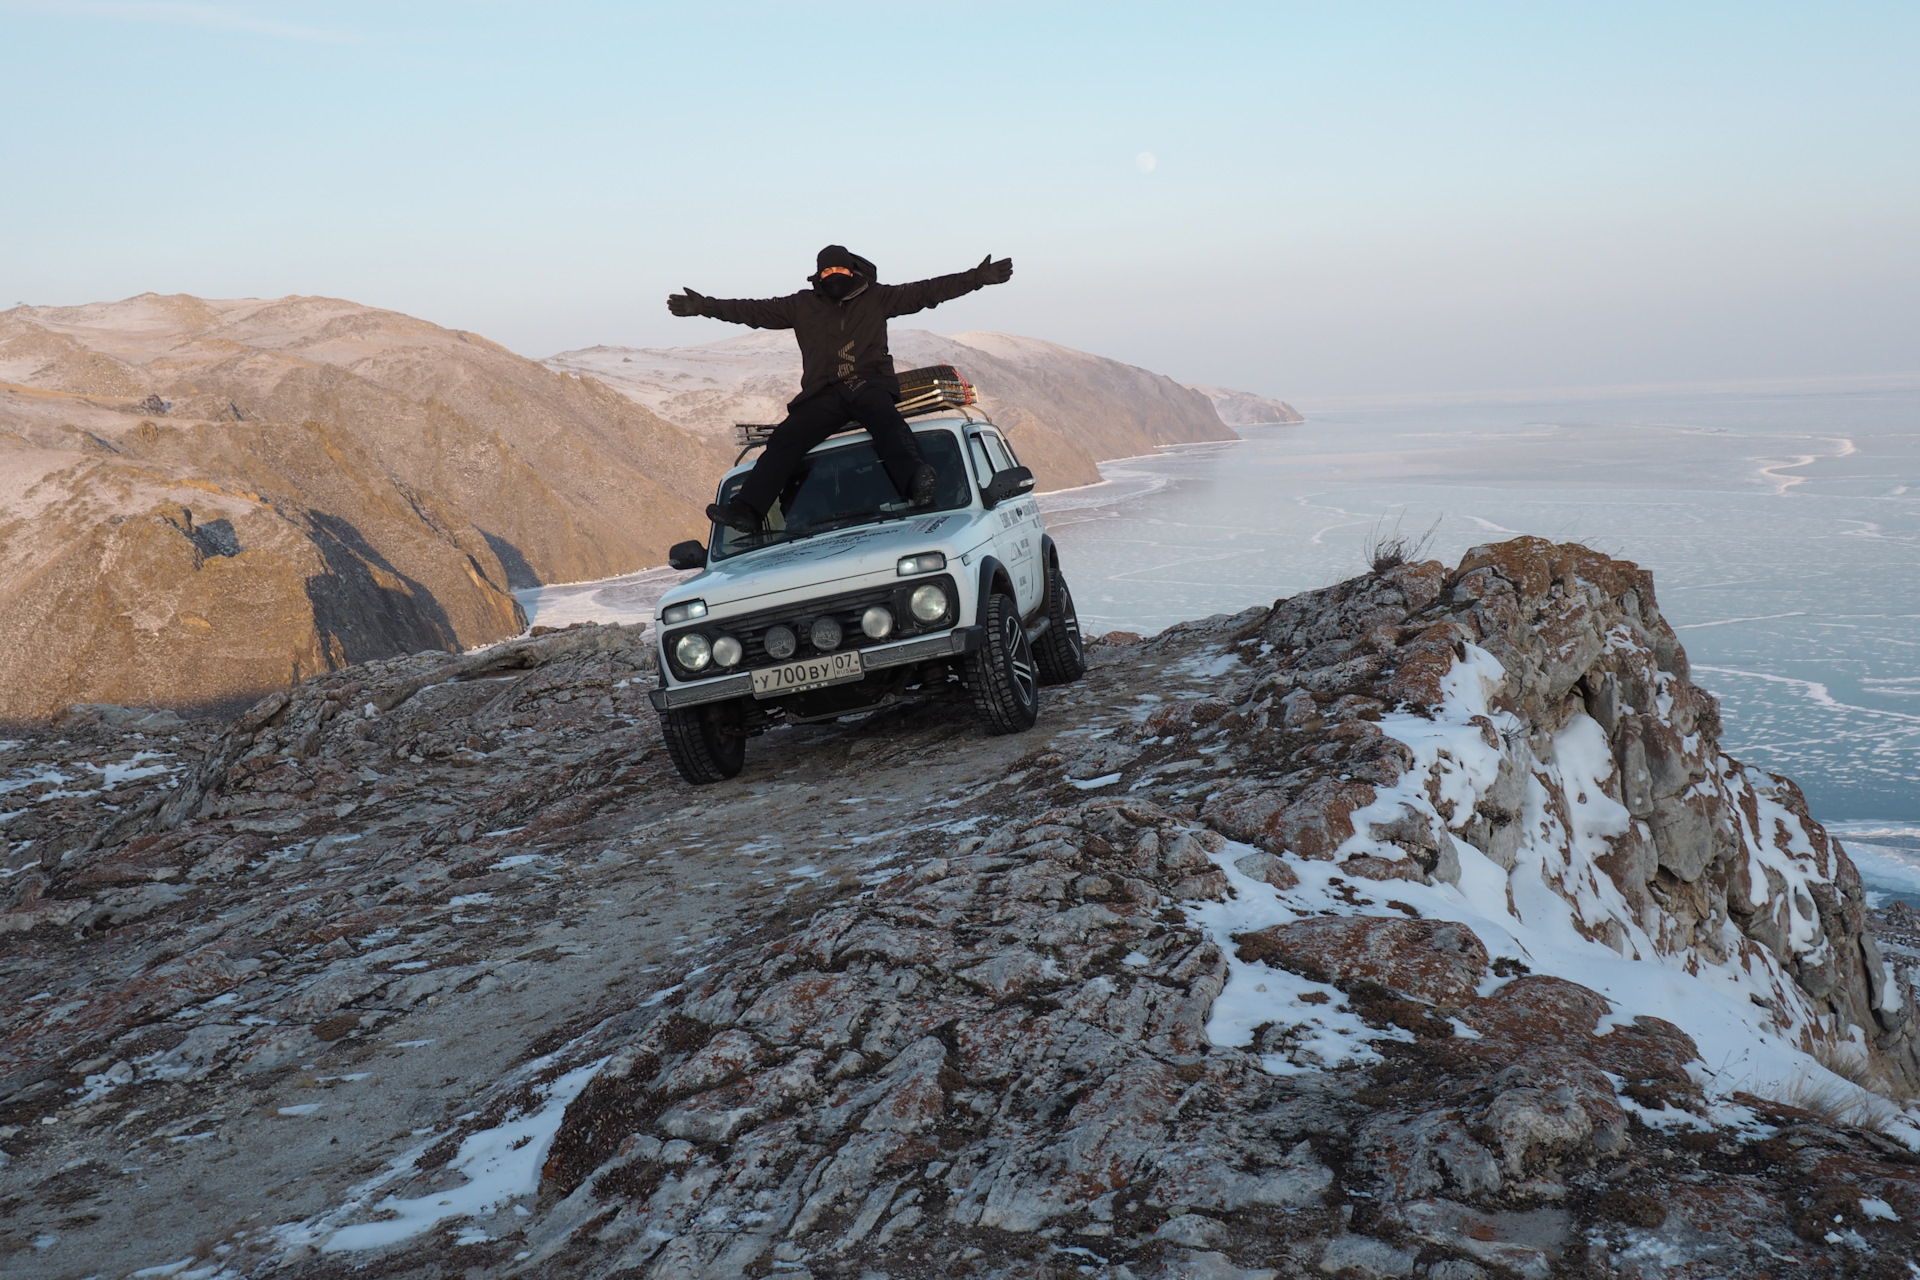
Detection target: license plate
<box><xmin>751</xmin><ymin>650</ymin><xmax>865</xmax><ymax>698</ymax></box>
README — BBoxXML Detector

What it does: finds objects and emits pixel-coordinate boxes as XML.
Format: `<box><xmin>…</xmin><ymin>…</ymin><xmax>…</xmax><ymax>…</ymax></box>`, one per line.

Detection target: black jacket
<box><xmin>686</xmin><ymin>264</ymin><xmax>994</xmax><ymax>406</ymax></box>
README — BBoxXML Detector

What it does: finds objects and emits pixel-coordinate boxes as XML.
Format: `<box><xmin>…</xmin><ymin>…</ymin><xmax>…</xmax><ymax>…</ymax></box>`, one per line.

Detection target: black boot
<box><xmin>908</xmin><ymin>463</ymin><xmax>939</xmax><ymax>507</ymax></box>
<box><xmin>706</xmin><ymin>500</ymin><xmax>761</xmax><ymax>535</ymax></box>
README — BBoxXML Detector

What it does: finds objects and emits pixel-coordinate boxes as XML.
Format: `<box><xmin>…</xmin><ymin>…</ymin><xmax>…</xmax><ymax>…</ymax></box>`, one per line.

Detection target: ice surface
<box><xmin>513</xmin><ymin>565</ymin><xmax>692</xmax><ymax>639</ymax></box>
<box><xmin>1037</xmin><ymin>387</ymin><xmax>1920</xmax><ymax>893</ymax></box>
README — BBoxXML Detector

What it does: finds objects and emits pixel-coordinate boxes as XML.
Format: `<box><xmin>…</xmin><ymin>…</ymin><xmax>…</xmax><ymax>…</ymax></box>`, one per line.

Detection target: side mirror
<box><xmin>667</xmin><ymin>540</ymin><xmax>708</xmax><ymax>571</ymax></box>
<box><xmin>981</xmin><ymin>466</ymin><xmax>1036</xmax><ymax>509</ymax></box>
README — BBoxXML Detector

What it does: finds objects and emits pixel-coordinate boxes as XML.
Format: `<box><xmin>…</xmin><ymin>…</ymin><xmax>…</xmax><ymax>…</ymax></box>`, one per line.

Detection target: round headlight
<box><xmin>861</xmin><ymin>606</ymin><xmax>894</xmax><ymax>640</ymax></box>
<box><xmin>763</xmin><ymin>624</ymin><xmax>797</xmax><ymax>660</ymax></box>
<box><xmin>674</xmin><ymin>633</ymin><xmax>712</xmax><ymax>671</ymax></box>
<box><xmin>711</xmin><ymin>635</ymin><xmax>743</xmax><ymax>667</ymax></box>
<box><xmin>909</xmin><ymin>583</ymin><xmax>950</xmax><ymax>623</ymax></box>
<box><xmin>810</xmin><ymin>617</ymin><xmax>843</xmax><ymax>651</ymax></box>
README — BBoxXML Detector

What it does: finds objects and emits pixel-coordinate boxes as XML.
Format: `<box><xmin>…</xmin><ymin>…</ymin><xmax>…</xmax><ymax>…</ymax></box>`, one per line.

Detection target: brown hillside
<box><xmin>0</xmin><ymin>294</ymin><xmax>727</xmax><ymax>721</ymax></box>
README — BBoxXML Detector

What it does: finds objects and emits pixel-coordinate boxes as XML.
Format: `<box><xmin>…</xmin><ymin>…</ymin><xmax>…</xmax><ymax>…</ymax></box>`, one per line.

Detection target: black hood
<box><xmin>809</xmin><ymin>244</ymin><xmax>877</xmax><ymax>283</ymax></box>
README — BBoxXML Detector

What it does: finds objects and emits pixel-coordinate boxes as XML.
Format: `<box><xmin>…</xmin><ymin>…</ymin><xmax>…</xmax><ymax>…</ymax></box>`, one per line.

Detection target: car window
<box><xmin>968</xmin><ymin>434</ymin><xmax>996</xmax><ymax>483</ymax></box>
<box><xmin>711</xmin><ymin>429</ymin><xmax>970</xmax><ymax>561</ymax></box>
<box><xmin>980</xmin><ymin>432</ymin><xmax>1015</xmax><ymax>474</ymax></box>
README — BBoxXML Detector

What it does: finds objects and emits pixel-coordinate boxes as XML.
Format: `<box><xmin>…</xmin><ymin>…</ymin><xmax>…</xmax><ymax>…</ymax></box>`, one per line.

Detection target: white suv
<box><xmin>648</xmin><ymin>396</ymin><xmax>1086</xmax><ymax>784</ymax></box>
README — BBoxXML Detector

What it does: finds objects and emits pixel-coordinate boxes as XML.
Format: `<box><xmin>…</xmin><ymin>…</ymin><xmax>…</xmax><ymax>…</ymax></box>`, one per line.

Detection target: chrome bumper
<box><xmin>649</xmin><ymin>626</ymin><xmax>984</xmax><ymax>711</ymax></box>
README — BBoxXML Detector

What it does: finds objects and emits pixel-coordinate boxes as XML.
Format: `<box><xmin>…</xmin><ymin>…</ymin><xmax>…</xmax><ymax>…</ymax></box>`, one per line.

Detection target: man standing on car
<box><xmin>667</xmin><ymin>245</ymin><xmax>1014</xmax><ymax>533</ymax></box>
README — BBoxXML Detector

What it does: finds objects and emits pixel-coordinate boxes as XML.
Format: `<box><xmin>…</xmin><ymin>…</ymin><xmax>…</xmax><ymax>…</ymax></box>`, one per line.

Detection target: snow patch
<box><xmin>290</xmin><ymin>1057</ymin><xmax>605</xmax><ymax>1252</ymax></box>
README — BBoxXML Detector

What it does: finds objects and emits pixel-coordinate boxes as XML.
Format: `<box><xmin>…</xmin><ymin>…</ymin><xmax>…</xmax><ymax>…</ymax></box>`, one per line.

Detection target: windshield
<box><xmin>711</xmin><ymin>428</ymin><xmax>971</xmax><ymax>561</ymax></box>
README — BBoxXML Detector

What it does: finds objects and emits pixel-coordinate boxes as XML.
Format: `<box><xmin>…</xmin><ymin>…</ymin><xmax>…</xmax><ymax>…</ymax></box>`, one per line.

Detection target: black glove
<box><xmin>667</xmin><ymin>288</ymin><xmax>707</xmax><ymax>317</ymax></box>
<box><xmin>978</xmin><ymin>254</ymin><xmax>1014</xmax><ymax>285</ymax></box>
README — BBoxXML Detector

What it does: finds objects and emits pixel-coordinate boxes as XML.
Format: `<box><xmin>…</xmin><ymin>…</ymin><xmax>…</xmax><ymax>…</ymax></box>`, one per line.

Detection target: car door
<box><xmin>977</xmin><ymin>429</ymin><xmax>1043</xmax><ymax>615</ymax></box>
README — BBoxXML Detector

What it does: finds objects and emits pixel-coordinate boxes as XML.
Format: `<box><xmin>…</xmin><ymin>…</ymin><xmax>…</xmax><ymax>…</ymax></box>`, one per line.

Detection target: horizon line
<box><xmin>1296</xmin><ymin>370</ymin><xmax>1920</xmax><ymax>413</ymax></box>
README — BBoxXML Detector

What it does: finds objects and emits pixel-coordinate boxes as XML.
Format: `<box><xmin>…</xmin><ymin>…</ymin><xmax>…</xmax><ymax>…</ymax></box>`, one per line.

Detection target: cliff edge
<box><xmin>1</xmin><ymin>539</ymin><xmax>1914</xmax><ymax>1278</ymax></box>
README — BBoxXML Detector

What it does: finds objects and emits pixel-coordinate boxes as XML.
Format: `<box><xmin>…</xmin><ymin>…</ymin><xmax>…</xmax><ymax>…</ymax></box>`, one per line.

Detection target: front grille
<box><xmin>663</xmin><ymin>574</ymin><xmax>959</xmax><ymax>680</ymax></box>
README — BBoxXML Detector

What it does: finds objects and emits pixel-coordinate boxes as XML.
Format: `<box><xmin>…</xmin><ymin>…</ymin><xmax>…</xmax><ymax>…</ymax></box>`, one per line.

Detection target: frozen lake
<box><xmin>519</xmin><ymin>385</ymin><xmax>1920</xmax><ymax>900</ymax></box>
<box><xmin>1041</xmin><ymin>387</ymin><xmax>1920</xmax><ymax>901</ymax></box>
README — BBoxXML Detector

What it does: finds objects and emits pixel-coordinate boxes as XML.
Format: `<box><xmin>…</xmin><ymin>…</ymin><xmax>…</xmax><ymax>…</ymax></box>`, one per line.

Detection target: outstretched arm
<box><xmin>881</xmin><ymin>255</ymin><xmax>1014</xmax><ymax>318</ymax></box>
<box><xmin>666</xmin><ymin>289</ymin><xmax>798</xmax><ymax>330</ymax></box>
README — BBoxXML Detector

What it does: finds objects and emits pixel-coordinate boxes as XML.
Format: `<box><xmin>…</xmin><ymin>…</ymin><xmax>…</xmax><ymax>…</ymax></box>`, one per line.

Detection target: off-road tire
<box><xmin>1033</xmin><ymin>565</ymin><xmax>1086</xmax><ymax>685</ymax></box>
<box><xmin>967</xmin><ymin>590</ymin><xmax>1040</xmax><ymax>734</ymax></box>
<box><xmin>660</xmin><ymin>703</ymin><xmax>746</xmax><ymax>784</ymax></box>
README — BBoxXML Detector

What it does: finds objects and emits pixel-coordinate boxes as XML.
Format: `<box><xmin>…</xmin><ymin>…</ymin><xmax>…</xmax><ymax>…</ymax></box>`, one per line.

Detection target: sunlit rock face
<box><xmin>4</xmin><ymin>539</ymin><xmax>1914</xmax><ymax>1277</ymax></box>
<box><xmin>0</xmin><ymin>293</ymin><xmax>725</xmax><ymax>721</ymax></box>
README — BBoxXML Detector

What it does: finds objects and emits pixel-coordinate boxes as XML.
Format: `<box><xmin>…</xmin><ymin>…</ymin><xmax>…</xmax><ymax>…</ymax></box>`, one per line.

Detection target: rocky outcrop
<box><xmin>547</xmin><ymin>329</ymin><xmax>1244</xmax><ymax>492</ymax></box>
<box><xmin>1184</xmin><ymin>384</ymin><xmax>1304</xmax><ymax>426</ymax></box>
<box><xmin>4</xmin><ymin>540</ymin><xmax>1915</xmax><ymax>1279</ymax></box>
<box><xmin>0</xmin><ymin>293</ymin><xmax>729</xmax><ymax>721</ymax></box>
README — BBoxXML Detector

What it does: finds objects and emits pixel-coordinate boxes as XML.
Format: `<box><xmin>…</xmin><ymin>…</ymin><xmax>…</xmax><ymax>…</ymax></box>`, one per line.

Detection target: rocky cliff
<box><xmin>0</xmin><ymin>294</ymin><xmax>729</xmax><ymax>722</ymax></box>
<box><xmin>1185</xmin><ymin>384</ymin><xmax>1305</xmax><ymax>426</ymax></box>
<box><xmin>546</xmin><ymin>330</ymin><xmax>1245</xmax><ymax>492</ymax></box>
<box><xmin>2</xmin><ymin>539</ymin><xmax>1915</xmax><ymax>1278</ymax></box>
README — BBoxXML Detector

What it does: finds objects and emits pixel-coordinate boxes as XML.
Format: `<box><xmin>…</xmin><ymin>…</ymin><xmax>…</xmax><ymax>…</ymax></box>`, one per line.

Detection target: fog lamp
<box><xmin>861</xmin><ymin>606</ymin><xmax>894</xmax><ymax>639</ymax></box>
<box><xmin>764</xmin><ymin>624</ymin><xmax>797</xmax><ymax>660</ymax></box>
<box><xmin>810</xmin><ymin>617</ymin><xmax>843</xmax><ymax>650</ymax></box>
<box><xmin>712</xmin><ymin>635</ymin><xmax>743</xmax><ymax>667</ymax></box>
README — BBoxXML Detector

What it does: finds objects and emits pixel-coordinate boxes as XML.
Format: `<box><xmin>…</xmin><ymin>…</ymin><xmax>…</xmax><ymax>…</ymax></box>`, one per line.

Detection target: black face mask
<box><xmin>816</xmin><ymin>273</ymin><xmax>861</xmax><ymax>301</ymax></box>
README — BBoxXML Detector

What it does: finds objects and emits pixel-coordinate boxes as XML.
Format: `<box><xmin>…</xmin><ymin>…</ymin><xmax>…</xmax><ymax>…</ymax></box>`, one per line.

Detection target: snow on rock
<box><xmin>279</xmin><ymin>1056</ymin><xmax>605</xmax><ymax>1253</ymax></box>
<box><xmin>1199</xmin><ymin>538</ymin><xmax>1920</xmax><ymax>1104</ymax></box>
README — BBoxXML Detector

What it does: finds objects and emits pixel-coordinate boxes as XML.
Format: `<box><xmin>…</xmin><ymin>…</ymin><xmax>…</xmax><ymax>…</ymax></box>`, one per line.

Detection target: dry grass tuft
<box><xmin>1365</xmin><ymin>516</ymin><xmax>1440</xmax><ymax>575</ymax></box>
<box><xmin>1758</xmin><ymin>1068</ymin><xmax>1901</xmax><ymax>1134</ymax></box>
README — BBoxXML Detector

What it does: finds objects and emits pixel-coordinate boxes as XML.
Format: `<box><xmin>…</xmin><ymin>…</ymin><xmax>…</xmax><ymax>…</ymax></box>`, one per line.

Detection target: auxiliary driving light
<box><xmin>763</xmin><ymin>624</ymin><xmax>797</xmax><ymax>660</ymax></box>
<box><xmin>711</xmin><ymin>635</ymin><xmax>743</xmax><ymax>668</ymax></box>
<box><xmin>898</xmin><ymin>552</ymin><xmax>947</xmax><ymax>576</ymax></box>
<box><xmin>861</xmin><ymin>606</ymin><xmax>894</xmax><ymax>640</ymax></box>
<box><xmin>909</xmin><ymin>583</ymin><xmax>950</xmax><ymax>623</ymax></box>
<box><xmin>674</xmin><ymin>632</ymin><xmax>712</xmax><ymax>671</ymax></box>
<box><xmin>660</xmin><ymin>599</ymin><xmax>707</xmax><ymax>625</ymax></box>
<box><xmin>810</xmin><ymin>617</ymin><xmax>843</xmax><ymax>651</ymax></box>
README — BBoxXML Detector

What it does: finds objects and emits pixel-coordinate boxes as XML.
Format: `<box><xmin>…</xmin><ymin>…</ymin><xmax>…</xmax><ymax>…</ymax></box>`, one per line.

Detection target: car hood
<box><xmin>663</xmin><ymin>512</ymin><xmax>981</xmax><ymax>613</ymax></box>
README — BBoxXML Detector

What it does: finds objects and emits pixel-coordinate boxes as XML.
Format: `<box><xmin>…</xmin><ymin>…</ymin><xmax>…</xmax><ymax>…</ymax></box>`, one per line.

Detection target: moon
<box><xmin>1136</xmin><ymin>151</ymin><xmax>1157</xmax><ymax>173</ymax></box>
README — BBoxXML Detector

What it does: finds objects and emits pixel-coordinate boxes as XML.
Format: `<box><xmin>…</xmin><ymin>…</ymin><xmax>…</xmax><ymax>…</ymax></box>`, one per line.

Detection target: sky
<box><xmin>2</xmin><ymin>1</ymin><xmax>1917</xmax><ymax>401</ymax></box>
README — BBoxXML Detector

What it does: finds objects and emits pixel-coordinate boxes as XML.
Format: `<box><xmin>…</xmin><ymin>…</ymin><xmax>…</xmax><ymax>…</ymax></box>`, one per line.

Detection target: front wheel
<box><xmin>659</xmin><ymin>702</ymin><xmax>746</xmax><ymax>784</ymax></box>
<box><xmin>966</xmin><ymin>590</ymin><xmax>1040</xmax><ymax>734</ymax></box>
<box><xmin>1034</xmin><ymin>565</ymin><xmax>1086</xmax><ymax>685</ymax></box>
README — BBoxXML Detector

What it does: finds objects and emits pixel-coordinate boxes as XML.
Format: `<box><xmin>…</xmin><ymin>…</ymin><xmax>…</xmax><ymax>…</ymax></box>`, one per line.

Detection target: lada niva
<box><xmin>648</xmin><ymin>367</ymin><xmax>1086</xmax><ymax>783</ymax></box>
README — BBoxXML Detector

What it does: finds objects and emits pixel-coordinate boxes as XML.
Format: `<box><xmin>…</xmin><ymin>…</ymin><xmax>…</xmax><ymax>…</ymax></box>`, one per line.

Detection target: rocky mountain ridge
<box><xmin>544</xmin><ymin>329</ymin><xmax>1248</xmax><ymax>492</ymax></box>
<box><xmin>1186</xmin><ymin>384</ymin><xmax>1305</xmax><ymax>426</ymax></box>
<box><xmin>1</xmin><ymin>538</ymin><xmax>1914</xmax><ymax>1278</ymax></box>
<box><xmin>3</xmin><ymin>298</ymin><xmax>1284</xmax><ymax>724</ymax></box>
<box><xmin>0</xmin><ymin>293</ymin><xmax>728</xmax><ymax>723</ymax></box>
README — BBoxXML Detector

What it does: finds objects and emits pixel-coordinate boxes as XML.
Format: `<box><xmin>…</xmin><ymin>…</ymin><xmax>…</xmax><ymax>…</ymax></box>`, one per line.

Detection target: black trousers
<box><xmin>735</xmin><ymin>382</ymin><xmax>925</xmax><ymax>517</ymax></box>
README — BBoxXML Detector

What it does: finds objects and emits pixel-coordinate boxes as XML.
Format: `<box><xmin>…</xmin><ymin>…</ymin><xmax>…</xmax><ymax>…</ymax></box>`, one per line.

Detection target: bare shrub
<box><xmin>1758</xmin><ymin>1068</ymin><xmax>1900</xmax><ymax>1134</ymax></box>
<box><xmin>1812</xmin><ymin>1039</ymin><xmax>1884</xmax><ymax>1091</ymax></box>
<box><xmin>1365</xmin><ymin>516</ymin><xmax>1440</xmax><ymax>575</ymax></box>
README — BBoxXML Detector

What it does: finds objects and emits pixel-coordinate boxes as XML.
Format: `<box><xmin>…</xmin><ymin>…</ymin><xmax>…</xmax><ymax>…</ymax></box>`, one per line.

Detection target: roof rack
<box><xmin>732</xmin><ymin>364</ymin><xmax>979</xmax><ymax>450</ymax></box>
